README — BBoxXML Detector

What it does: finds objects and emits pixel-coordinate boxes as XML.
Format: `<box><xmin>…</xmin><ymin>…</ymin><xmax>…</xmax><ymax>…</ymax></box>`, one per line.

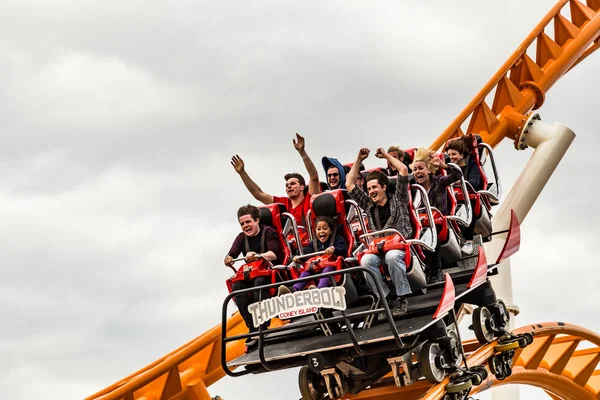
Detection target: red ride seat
<box><xmin>357</xmin><ymin>177</ymin><xmax>428</xmax><ymax>292</ymax></box>
<box><xmin>225</xmin><ymin>203</ymin><xmax>292</xmax><ymax>295</ymax></box>
<box><xmin>445</xmin><ymin>135</ymin><xmax>494</xmax><ymax>238</ymax></box>
<box><xmin>291</xmin><ymin>190</ymin><xmax>354</xmax><ymax>285</ymax></box>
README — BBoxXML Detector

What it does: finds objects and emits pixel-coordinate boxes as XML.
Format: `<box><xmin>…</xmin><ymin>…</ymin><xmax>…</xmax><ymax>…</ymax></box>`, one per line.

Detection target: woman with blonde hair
<box><xmin>411</xmin><ymin>148</ymin><xmax>462</xmax><ymax>216</ymax></box>
<box><xmin>410</xmin><ymin>148</ymin><xmax>463</xmax><ymax>283</ymax></box>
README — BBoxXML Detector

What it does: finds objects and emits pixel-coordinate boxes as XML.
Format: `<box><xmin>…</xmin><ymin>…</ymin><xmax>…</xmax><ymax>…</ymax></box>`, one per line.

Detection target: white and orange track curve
<box><xmin>86</xmin><ymin>1</ymin><xmax>600</xmax><ymax>399</ymax></box>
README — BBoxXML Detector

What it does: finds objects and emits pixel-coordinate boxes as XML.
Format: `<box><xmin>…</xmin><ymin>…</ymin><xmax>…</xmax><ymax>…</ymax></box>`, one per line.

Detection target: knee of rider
<box><xmin>384</xmin><ymin>250</ymin><xmax>404</xmax><ymax>264</ymax></box>
<box><xmin>360</xmin><ymin>254</ymin><xmax>379</xmax><ymax>268</ymax></box>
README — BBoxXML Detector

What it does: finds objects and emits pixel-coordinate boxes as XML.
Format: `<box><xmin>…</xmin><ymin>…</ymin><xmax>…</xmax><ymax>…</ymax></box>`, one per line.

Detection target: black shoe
<box><xmin>429</xmin><ymin>269</ymin><xmax>444</xmax><ymax>284</ymax></box>
<box><xmin>244</xmin><ymin>337</ymin><xmax>258</xmax><ymax>348</ymax></box>
<box><xmin>378</xmin><ymin>295</ymin><xmax>398</xmax><ymax>321</ymax></box>
<box><xmin>391</xmin><ymin>296</ymin><xmax>408</xmax><ymax>316</ymax></box>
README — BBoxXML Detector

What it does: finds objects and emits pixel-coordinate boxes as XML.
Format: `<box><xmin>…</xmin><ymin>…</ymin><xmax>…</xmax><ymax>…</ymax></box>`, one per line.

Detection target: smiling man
<box><xmin>224</xmin><ymin>204</ymin><xmax>284</xmax><ymax>346</ymax></box>
<box><xmin>231</xmin><ymin>133</ymin><xmax>320</xmax><ymax>227</ymax></box>
<box><xmin>345</xmin><ymin>148</ymin><xmax>413</xmax><ymax>316</ymax></box>
<box><xmin>321</xmin><ymin>156</ymin><xmax>346</xmax><ymax>190</ymax></box>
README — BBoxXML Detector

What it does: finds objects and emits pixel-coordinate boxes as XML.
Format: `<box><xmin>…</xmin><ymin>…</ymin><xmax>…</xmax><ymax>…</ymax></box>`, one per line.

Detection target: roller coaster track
<box><xmin>86</xmin><ymin>1</ymin><xmax>600</xmax><ymax>399</ymax></box>
<box><xmin>345</xmin><ymin>322</ymin><xmax>600</xmax><ymax>399</ymax></box>
<box><xmin>430</xmin><ymin>0</ymin><xmax>600</xmax><ymax>151</ymax></box>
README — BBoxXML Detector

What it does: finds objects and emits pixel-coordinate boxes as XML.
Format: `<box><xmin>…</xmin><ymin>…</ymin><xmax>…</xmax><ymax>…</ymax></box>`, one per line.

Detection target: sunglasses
<box><xmin>327</xmin><ymin>173</ymin><xmax>339</xmax><ymax>178</ymax></box>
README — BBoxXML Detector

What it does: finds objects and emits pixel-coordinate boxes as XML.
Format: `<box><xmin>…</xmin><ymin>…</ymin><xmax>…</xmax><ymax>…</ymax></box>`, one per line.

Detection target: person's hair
<box><xmin>411</xmin><ymin>147</ymin><xmax>438</xmax><ymax>174</ymax></box>
<box><xmin>365</xmin><ymin>170</ymin><xmax>389</xmax><ymax>189</ymax></box>
<box><xmin>284</xmin><ymin>172</ymin><xmax>306</xmax><ymax>187</ymax></box>
<box><xmin>387</xmin><ymin>146</ymin><xmax>405</xmax><ymax>159</ymax></box>
<box><xmin>237</xmin><ymin>204</ymin><xmax>260</xmax><ymax>221</ymax></box>
<box><xmin>444</xmin><ymin>140</ymin><xmax>467</xmax><ymax>167</ymax></box>
<box><xmin>445</xmin><ymin>134</ymin><xmax>476</xmax><ymax>156</ymax></box>
<box><xmin>315</xmin><ymin>215</ymin><xmax>335</xmax><ymax>231</ymax></box>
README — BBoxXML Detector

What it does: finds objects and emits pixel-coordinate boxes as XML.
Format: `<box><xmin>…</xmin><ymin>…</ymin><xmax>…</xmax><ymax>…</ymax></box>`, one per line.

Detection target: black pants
<box><xmin>232</xmin><ymin>276</ymin><xmax>271</xmax><ymax>331</ymax></box>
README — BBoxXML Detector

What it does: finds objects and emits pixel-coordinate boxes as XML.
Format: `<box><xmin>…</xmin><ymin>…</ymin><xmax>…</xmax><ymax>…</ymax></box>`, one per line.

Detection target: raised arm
<box><xmin>293</xmin><ymin>133</ymin><xmax>321</xmax><ymax>196</ymax></box>
<box><xmin>375</xmin><ymin>148</ymin><xmax>408</xmax><ymax>177</ymax></box>
<box><xmin>231</xmin><ymin>155</ymin><xmax>274</xmax><ymax>204</ymax></box>
<box><xmin>375</xmin><ymin>148</ymin><xmax>409</xmax><ymax>203</ymax></box>
<box><xmin>430</xmin><ymin>154</ymin><xmax>463</xmax><ymax>188</ymax></box>
<box><xmin>345</xmin><ymin>148</ymin><xmax>370</xmax><ymax>192</ymax></box>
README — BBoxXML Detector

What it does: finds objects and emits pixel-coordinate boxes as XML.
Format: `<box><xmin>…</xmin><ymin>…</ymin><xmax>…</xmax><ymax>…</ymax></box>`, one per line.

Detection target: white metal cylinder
<box><xmin>486</xmin><ymin>121</ymin><xmax>575</xmax><ymax>400</ymax></box>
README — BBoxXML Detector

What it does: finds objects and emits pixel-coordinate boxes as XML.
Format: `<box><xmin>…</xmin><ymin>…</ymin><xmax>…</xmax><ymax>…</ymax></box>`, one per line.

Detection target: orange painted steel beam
<box><xmin>430</xmin><ymin>0</ymin><xmax>600</xmax><ymax>151</ymax></box>
<box><xmin>344</xmin><ymin>322</ymin><xmax>600</xmax><ymax>400</ymax></box>
<box><xmin>86</xmin><ymin>313</ymin><xmax>248</xmax><ymax>400</ymax></box>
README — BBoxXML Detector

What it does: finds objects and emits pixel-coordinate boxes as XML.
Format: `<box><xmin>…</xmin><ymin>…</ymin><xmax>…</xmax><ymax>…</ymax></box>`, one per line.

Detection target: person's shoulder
<box><xmin>273</xmin><ymin>196</ymin><xmax>291</xmax><ymax>207</ymax></box>
<box><xmin>262</xmin><ymin>225</ymin><xmax>278</xmax><ymax>235</ymax></box>
<box><xmin>301</xmin><ymin>192</ymin><xmax>314</xmax><ymax>206</ymax></box>
<box><xmin>348</xmin><ymin>185</ymin><xmax>364</xmax><ymax>196</ymax></box>
<box><xmin>335</xmin><ymin>232</ymin><xmax>347</xmax><ymax>242</ymax></box>
<box><xmin>232</xmin><ymin>231</ymin><xmax>245</xmax><ymax>242</ymax></box>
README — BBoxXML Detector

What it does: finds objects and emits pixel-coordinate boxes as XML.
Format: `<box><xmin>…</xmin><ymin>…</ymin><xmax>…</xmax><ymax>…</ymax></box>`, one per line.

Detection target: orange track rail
<box><xmin>430</xmin><ymin>0</ymin><xmax>600</xmax><ymax>151</ymax></box>
<box><xmin>345</xmin><ymin>322</ymin><xmax>600</xmax><ymax>400</ymax></box>
<box><xmin>85</xmin><ymin>314</ymin><xmax>247</xmax><ymax>400</ymax></box>
<box><xmin>87</xmin><ymin>2</ymin><xmax>600</xmax><ymax>399</ymax></box>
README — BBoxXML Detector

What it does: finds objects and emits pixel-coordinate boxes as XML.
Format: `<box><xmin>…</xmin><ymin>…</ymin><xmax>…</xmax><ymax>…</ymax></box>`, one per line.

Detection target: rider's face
<box><xmin>285</xmin><ymin>178</ymin><xmax>304</xmax><ymax>199</ymax></box>
<box><xmin>239</xmin><ymin>214</ymin><xmax>260</xmax><ymax>237</ymax></box>
<box><xmin>315</xmin><ymin>221</ymin><xmax>332</xmax><ymax>243</ymax></box>
<box><xmin>447</xmin><ymin>149</ymin><xmax>463</xmax><ymax>165</ymax></box>
<box><xmin>412</xmin><ymin>162</ymin><xmax>430</xmax><ymax>185</ymax></box>
<box><xmin>367</xmin><ymin>179</ymin><xmax>387</xmax><ymax>205</ymax></box>
<box><xmin>327</xmin><ymin>167</ymin><xmax>340</xmax><ymax>189</ymax></box>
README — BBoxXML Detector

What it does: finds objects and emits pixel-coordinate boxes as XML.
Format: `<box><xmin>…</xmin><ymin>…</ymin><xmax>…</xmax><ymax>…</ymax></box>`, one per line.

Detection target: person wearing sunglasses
<box><xmin>321</xmin><ymin>156</ymin><xmax>347</xmax><ymax>190</ymax></box>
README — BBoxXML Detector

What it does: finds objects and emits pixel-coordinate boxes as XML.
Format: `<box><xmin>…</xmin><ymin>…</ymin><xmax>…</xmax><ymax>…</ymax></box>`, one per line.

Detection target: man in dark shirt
<box><xmin>346</xmin><ymin>147</ymin><xmax>413</xmax><ymax>316</ymax></box>
<box><xmin>225</xmin><ymin>204</ymin><xmax>283</xmax><ymax>345</ymax></box>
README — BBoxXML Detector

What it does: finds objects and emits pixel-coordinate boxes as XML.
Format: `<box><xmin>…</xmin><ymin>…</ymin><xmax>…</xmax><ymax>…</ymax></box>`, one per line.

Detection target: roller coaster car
<box><xmin>222</xmin><ymin>200</ymin><xmax>520</xmax><ymax>399</ymax></box>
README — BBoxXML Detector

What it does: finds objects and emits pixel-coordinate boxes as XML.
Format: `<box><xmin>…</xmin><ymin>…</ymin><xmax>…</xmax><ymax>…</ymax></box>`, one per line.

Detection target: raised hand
<box><xmin>374</xmin><ymin>148</ymin><xmax>387</xmax><ymax>159</ymax></box>
<box><xmin>230</xmin><ymin>155</ymin><xmax>245</xmax><ymax>174</ymax></box>
<box><xmin>293</xmin><ymin>133</ymin><xmax>305</xmax><ymax>153</ymax></box>
<box><xmin>357</xmin><ymin>148</ymin><xmax>370</xmax><ymax>161</ymax></box>
<box><xmin>430</xmin><ymin>152</ymin><xmax>446</xmax><ymax>168</ymax></box>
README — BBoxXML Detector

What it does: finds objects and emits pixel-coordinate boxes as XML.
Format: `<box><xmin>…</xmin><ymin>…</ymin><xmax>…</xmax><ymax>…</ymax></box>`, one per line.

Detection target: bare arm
<box><xmin>293</xmin><ymin>133</ymin><xmax>321</xmax><ymax>195</ymax></box>
<box><xmin>231</xmin><ymin>155</ymin><xmax>274</xmax><ymax>204</ymax></box>
<box><xmin>346</xmin><ymin>148</ymin><xmax>370</xmax><ymax>192</ymax></box>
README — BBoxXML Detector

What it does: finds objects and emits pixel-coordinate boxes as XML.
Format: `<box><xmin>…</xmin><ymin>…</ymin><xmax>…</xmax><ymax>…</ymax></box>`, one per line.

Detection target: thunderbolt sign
<box><xmin>248</xmin><ymin>287</ymin><xmax>347</xmax><ymax>328</ymax></box>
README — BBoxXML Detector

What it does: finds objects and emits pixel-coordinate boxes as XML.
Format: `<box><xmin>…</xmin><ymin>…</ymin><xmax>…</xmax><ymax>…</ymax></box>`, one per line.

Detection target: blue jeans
<box><xmin>361</xmin><ymin>250</ymin><xmax>411</xmax><ymax>298</ymax></box>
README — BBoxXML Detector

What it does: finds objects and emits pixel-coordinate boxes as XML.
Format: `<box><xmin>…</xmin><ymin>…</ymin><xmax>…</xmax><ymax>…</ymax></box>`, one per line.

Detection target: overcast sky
<box><xmin>2</xmin><ymin>1</ymin><xmax>599</xmax><ymax>399</ymax></box>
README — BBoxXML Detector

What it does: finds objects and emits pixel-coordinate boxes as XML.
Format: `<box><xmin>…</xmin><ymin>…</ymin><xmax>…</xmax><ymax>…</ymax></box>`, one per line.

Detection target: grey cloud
<box><xmin>1</xmin><ymin>0</ymin><xmax>599</xmax><ymax>399</ymax></box>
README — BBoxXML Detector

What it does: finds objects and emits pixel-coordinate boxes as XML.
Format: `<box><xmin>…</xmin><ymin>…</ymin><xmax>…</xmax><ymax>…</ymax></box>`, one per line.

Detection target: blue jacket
<box><xmin>321</xmin><ymin>157</ymin><xmax>346</xmax><ymax>190</ymax></box>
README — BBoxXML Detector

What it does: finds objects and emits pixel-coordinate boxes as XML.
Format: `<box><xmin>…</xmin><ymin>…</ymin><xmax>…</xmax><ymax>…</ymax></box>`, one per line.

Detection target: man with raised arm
<box><xmin>230</xmin><ymin>133</ymin><xmax>321</xmax><ymax>227</ymax></box>
<box><xmin>346</xmin><ymin>147</ymin><xmax>413</xmax><ymax>316</ymax></box>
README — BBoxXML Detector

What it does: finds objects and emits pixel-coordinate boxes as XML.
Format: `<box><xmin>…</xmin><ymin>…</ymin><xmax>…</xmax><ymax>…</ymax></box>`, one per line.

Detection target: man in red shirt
<box><xmin>230</xmin><ymin>133</ymin><xmax>321</xmax><ymax>228</ymax></box>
